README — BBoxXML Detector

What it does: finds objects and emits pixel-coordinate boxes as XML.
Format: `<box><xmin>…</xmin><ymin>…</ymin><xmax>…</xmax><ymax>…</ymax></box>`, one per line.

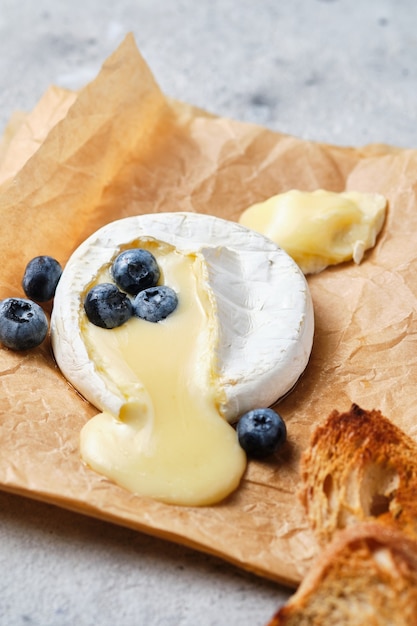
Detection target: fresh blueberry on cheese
<box><xmin>0</xmin><ymin>297</ymin><xmax>48</xmax><ymax>350</ymax></box>
<box><xmin>133</xmin><ymin>285</ymin><xmax>178</xmax><ymax>322</ymax></box>
<box><xmin>84</xmin><ymin>283</ymin><xmax>133</xmax><ymax>329</ymax></box>
<box><xmin>237</xmin><ymin>408</ymin><xmax>287</xmax><ymax>459</ymax></box>
<box><xmin>112</xmin><ymin>248</ymin><xmax>160</xmax><ymax>295</ymax></box>
<box><xmin>50</xmin><ymin>212</ymin><xmax>314</xmax><ymax>506</ymax></box>
<box><xmin>22</xmin><ymin>255</ymin><xmax>62</xmax><ymax>302</ymax></box>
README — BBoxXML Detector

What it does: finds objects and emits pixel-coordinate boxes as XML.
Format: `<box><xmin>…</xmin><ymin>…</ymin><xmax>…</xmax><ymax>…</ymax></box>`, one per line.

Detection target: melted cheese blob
<box><xmin>51</xmin><ymin>212</ymin><xmax>314</xmax><ymax>506</ymax></box>
<box><xmin>239</xmin><ymin>189</ymin><xmax>387</xmax><ymax>274</ymax></box>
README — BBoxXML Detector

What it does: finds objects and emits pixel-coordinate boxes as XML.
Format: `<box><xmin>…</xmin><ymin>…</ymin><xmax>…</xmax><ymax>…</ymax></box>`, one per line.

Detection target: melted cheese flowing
<box><xmin>79</xmin><ymin>241</ymin><xmax>246</xmax><ymax>506</ymax></box>
<box><xmin>239</xmin><ymin>189</ymin><xmax>387</xmax><ymax>274</ymax></box>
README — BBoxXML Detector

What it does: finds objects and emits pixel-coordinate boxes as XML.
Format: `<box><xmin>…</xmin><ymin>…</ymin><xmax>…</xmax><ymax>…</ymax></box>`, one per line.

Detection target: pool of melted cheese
<box><xmin>79</xmin><ymin>240</ymin><xmax>246</xmax><ymax>506</ymax></box>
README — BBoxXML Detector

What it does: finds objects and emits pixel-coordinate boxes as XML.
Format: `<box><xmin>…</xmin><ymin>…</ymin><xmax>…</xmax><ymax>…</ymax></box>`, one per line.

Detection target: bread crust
<box><xmin>267</xmin><ymin>522</ymin><xmax>417</xmax><ymax>626</ymax></box>
<box><xmin>299</xmin><ymin>403</ymin><xmax>417</xmax><ymax>545</ymax></box>
<box><xmin>266</xmin><ymin>405</ymin><xmax>417</xmax><ymax>624</ymax></box>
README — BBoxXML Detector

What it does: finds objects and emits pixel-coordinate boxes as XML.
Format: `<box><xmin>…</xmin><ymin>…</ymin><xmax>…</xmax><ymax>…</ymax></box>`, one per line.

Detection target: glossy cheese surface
<box><xmin>51</xmin><ymin>212</ymin><xmax>314</xmax><ymax>505</ymax></box>
<box><xmin>239</xmin><ymin>189</ymin><xmax>387</xmax><ymax>274</ymax></box>
<box><xmin>79</xmin><ymin>242</ymin><xmax>245</xmax><ymax>505</ymax></box>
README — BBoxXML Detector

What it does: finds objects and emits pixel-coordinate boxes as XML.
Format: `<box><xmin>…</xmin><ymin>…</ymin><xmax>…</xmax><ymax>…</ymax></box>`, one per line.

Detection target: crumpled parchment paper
<box><xmin>0</xmin><ymin>33</ymin><xmax>416</xmax><ymax>588</ymax></box>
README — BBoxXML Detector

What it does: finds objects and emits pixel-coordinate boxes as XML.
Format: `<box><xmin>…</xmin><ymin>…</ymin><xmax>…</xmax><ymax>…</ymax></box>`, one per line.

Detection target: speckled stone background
<box><xmin>1</xmin><ymin>1</ymin><xmax>416</xmax><ymax>625</ymax></box>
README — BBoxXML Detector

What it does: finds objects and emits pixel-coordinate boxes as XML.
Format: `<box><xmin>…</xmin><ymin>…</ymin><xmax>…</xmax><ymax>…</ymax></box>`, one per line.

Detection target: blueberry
<box><xmin>84</xmin><ymin>283</ymin><xmax>133</xmax><ymax>329</ymax></box>
<box><xmin>0</xmin><ymin>297</ymin><xmax>48</xmax><ymax>350</ymax></box>
<box><xmin>22</xmin><ymin>256</ymin><xmax>62</xmax><ymax>302</ymax></box>
<box><xmin>133</xmin><ymin>285</ymin><xmax>178</xmax><ymax>323</ymax></box>
<box><xmin>236</xmin><ymin>408</ymin><xmax>287</xmax><ymax>459</ymax></box>
<box><xmin>111</xmin><ymin>249</ymin><xmax>160</xmax><ymax>296</ymax></box>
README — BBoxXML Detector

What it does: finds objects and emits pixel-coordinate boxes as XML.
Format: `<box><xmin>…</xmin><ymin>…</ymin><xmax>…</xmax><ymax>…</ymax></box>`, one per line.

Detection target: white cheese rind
<box><xmin>51</xmin><ymin>212</ymin><xmax>314</xmax><ymax>422</ymax></box>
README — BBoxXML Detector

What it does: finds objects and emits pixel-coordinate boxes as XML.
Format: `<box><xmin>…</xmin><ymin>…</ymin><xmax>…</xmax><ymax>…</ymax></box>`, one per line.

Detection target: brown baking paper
<box><xmin>0</xmin><ymin>33</ymin><xmax>416</xmax><ymax>588</ymax></box>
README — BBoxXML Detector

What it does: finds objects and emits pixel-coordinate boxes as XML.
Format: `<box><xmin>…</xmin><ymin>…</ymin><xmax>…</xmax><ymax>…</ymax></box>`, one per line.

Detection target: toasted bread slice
<box><xmin>299</xmin><ymin>403</ymin><xmax>417</xmax><ymax>545</ymax></box>
<box><xmin>267</xmin><ymin>522</ymin><xmax>417</xmax><ymax>626</ymax></box>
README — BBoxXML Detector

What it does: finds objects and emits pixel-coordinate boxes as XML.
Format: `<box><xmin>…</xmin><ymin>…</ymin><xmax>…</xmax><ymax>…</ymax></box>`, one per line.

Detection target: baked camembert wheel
<box><xmin>51</xmin><ymin>212</ymin><xmax>314</xmax><ymax>506</ymax></box>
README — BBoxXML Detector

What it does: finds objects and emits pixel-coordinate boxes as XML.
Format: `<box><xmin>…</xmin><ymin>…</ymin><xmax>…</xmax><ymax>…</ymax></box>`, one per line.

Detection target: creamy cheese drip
<box><xmin>79</xmin><ymin>241</ymin><xmax>246</xmax><ymax>506</ymax></box>
<box><xmin>239</xmin><ymin>189</ymin><xmax>387</xmax><ymax>274</ymax></box>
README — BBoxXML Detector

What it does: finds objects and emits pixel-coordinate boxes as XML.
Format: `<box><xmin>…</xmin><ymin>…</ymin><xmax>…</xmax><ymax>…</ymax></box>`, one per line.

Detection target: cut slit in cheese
<box><xmin>80</xmin><ymin>242</ymin><xmax>246</xmax><ymax>506</ymax></box>
<box><xmin>239</xmin><ymin>189</ymin><xmax>387</xmax><ymax>274</ymax></box>
<box><xmin>51</xmin><ymin>212</ymin><xmax>315</xmax><ymax>506</ymax></box>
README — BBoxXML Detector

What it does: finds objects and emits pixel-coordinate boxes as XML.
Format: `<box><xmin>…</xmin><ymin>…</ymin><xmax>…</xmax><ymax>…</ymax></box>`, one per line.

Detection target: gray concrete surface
<box><xmin>0</xmin><ymin>1</ymin><xmax>416</xmax><ymax>625</ymax></box>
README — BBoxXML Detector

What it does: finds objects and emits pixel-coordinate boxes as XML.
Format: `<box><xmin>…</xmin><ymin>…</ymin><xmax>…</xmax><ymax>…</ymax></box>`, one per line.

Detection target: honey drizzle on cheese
<box><xmin>79</xmin><ymin>241</ymin><xmax>246</xmax><ymax>506</ymax></box>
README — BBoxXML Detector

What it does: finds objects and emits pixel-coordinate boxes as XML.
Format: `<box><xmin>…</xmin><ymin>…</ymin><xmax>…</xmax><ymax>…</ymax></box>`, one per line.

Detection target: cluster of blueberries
<box><xmin>0</xmin><ymin>248</ymin><xmax>178</xmax><ymax>353</ymax></box>
<box><xmin>0</xmin><ymin>249</ymin><xmax>287</xmax><ymax>459</ymax></box>
<box><xmin>84</xmin><ymin>248</ymin><xmax>178</xmax><ymax>329</ymax></box>
<box><xmin>0</xmin><ymin>255</ymin><xmax>62</xmax><ymax>351</ymax></box>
